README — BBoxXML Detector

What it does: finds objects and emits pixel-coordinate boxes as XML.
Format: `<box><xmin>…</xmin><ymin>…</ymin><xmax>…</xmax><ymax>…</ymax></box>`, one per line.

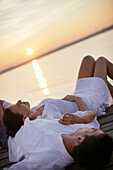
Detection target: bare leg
<box><xmin>77</xmin><ymin>56</ymin><xmax>95</xmax><ymax>79</ymax></box>
<box><xmin>107</xmin><ymin>81</ymin><xmax>113</xmax><ymax>98</ymax></box>
<box><xmin>94</xmin><ymin>57</ymin><xmax>113</xmax><ymax>97</ymax></box>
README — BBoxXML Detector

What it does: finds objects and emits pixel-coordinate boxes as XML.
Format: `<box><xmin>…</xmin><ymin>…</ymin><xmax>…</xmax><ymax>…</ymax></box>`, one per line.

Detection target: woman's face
<box><xmin>6</xmin><ymin>100</ymin><xmax>30</xmax><ymax>117</ymax></box>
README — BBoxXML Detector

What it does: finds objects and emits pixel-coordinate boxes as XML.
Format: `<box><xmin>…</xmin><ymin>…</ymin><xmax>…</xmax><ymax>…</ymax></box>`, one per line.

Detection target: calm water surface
<box><xmin>0</xmin><ymin>30</ymin><xmax>113</xmax><ymax>107</ymax></box>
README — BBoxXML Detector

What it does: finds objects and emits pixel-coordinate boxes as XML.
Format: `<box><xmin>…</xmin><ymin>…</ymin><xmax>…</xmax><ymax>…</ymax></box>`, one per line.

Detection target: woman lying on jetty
<box><xmin>0</xmin><ymin>56</ymin><xmax>113</xmax><ymax>170</ymax></box>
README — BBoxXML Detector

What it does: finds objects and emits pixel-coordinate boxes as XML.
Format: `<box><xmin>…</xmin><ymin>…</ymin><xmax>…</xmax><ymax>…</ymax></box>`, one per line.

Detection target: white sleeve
<box><xmin>96</xmin><ymin>106</ymin><xmax>106</xmax><ymax>116</ymax></box>
<box><xmin>72</xmin><ymin>110</ymin><xmax>87</xmax><ymax>117</ymax></box>
<box><xmin>42</xmin><ymin>103</ymin><xmax>62</xmax><ymax>120</ymax></box>
<box><xmin>3</xmin><ymin>100</ymin><xmax>12</xmax><ymax>109</ymax></box>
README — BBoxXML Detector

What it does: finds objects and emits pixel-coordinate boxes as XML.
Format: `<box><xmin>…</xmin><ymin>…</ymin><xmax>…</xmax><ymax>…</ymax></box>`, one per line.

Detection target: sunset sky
<box><xmin>0</xmin><ymin>0</ymin><xmax>113</xmax><ymax>72</ymax></box>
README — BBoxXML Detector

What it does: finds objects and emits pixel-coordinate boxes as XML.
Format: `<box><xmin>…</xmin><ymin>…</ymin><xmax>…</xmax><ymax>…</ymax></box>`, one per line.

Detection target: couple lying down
<box><xmin>0</xmin><ymin>56</ymin><xmax>113</xmax><ymax>170</ymax></box>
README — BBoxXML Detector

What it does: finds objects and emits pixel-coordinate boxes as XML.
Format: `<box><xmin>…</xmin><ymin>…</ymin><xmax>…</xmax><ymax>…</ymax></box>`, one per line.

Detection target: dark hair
<box><xmin>3</xmin><ymin>108</ymin><xmax>24</xmax><ymax>137</ymax></box>
<box><xmin>72</xmin><ymin>134</ymin><xmax>113</xmax><ymax>169</ymax></box>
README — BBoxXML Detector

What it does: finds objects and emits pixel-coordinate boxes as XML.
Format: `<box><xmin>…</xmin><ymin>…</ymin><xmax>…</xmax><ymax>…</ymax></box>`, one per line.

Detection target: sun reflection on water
<box><xmin>31</xmin><ymin>60</ymin><xmax>49</xmax><ymax>95</ymax></box>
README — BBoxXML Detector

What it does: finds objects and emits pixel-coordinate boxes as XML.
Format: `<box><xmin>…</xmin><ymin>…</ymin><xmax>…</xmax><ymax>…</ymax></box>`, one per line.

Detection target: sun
<box><xmin>27</xmin><ymin>48</ymin><xmax>34</xmax><ymax>55</ymax></box>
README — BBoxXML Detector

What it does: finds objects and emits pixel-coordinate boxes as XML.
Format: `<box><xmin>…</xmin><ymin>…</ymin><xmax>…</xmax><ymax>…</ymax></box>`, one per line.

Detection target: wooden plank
<box><xmin>0</xmin><ymin>149</ymin><xmax>7</xmax><ymax>154</ymax></box>
<box><xmin>100</xmin><ymin>121</ymin><xmax>113</xmax><ymax>129</ymax></box>
<box><xmin>0</xmin><ymin>151</ymin><xmax>9</xmax><ymax>160</ymax></box>
<box><xmin>105</xmin><ymin>130</ymin><xmax>113</xmax><ymax>138</ymax></box>
<box><xmin>0</xmin><ymin>158</ymin><xmax>11</xmax><ymax>168</ymax></box>
<box><xmin>98</xmin><ymin>115</ymin><xmax>113</xmax><ymax>125</ymax></box>
<box><xmin>100</xmin><ymin>123</ymin><xmax>113</xmax><ymax>132</ymax></box>
<box><xmin>106</xmin><ymin>105</ymin><xmax>113</xmax><ymax>114</ymax></box>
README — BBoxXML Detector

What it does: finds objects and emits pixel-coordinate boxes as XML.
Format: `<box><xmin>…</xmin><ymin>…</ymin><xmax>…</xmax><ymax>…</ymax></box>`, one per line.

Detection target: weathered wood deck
<box><xmin>0</xmin><ymin>105</ymin><xmax>113</xmax><ymax>170</ymax></box>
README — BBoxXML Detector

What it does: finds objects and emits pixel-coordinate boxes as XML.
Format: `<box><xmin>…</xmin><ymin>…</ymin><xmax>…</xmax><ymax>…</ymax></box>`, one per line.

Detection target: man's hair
<box><xmin>3</xmin><ymin>108</ymin><xmax>24</xmax><ymax>137</ymax></box>
<box><xmin>72</xmin><ymin>134</ymin><xmax>113</xmax><ymax>169</ymax></box>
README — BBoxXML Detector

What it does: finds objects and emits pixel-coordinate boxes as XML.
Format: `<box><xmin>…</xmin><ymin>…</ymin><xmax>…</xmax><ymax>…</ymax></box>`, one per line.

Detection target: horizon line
<box><xmin>0</xmin><ymin>24</ymin><xmax>113</xmax><ymax>74</ymax></box>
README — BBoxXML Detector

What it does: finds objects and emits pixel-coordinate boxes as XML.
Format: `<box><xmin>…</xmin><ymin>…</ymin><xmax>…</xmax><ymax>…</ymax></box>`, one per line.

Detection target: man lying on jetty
<box><xmin>0</xmin><ymin>56</ymin><xmax>113</xmax><ymax>170</ymax></box>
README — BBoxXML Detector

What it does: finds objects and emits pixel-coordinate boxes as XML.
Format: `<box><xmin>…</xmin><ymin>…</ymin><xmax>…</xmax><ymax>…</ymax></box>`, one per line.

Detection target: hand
<box><xmin>59</xmin><ymin>113</ymin><xmax>84</xmax><ymax>125</ymax></box>
<box><xmin>62</xmin><ymin>95</ymin><xmax>88</xmax><ymax>111</ymax></box>
<box><xmin>62</xmin><ymin>95</ymin><xmax>80</xmax><ymax>102</ymax></box>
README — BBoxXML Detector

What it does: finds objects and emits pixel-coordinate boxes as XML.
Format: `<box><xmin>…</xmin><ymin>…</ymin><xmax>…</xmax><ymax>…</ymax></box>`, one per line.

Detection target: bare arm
<box><xmin>60</xmin><ymin>95</ymin><xmax>96</xmax><ymax>125</ymax></box>
<box><xmin>59</xmin><ymin>110</ymin><xmax>96</xmax><ymax>125</ymax></box>
<box><xmin>29</xmin><ymin>105</ymin><xmax>45</xmax><ymax>120</ymax></box>
<box><xmin>62</xmin><ymin>95</ymin><xmax>88</xmax><ymax>111</ymax></box>
<box><xmin>80</xmin><ymin>110</ymin><xmax>96</xmax><ymax>123</ymax></box>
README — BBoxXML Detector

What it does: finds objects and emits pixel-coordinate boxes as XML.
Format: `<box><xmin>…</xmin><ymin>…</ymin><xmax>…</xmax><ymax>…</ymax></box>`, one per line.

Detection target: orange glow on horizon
<box><xmin>0</xmin><ymin>0</ymin><xmax>113</xmax><ymax>72</ymax></box>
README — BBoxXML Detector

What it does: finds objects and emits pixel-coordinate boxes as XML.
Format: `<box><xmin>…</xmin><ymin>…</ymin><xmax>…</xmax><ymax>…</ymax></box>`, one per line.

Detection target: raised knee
<box><xmin>96</xmin><ymin>56</ymin><xmax>107</xmax><ymax>63</ymax></box>
<box><xmin>83</xmin><ymin>55</ymin><xmax>95</xmax><ymax>63</ymax></box>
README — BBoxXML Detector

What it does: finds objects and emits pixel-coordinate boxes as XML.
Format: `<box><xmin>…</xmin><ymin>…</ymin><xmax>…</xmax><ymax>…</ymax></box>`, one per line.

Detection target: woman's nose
<box><xmin>17</xmin><ymin>100</ymin><xmax>22</xmax><ymax>104</ymax></box>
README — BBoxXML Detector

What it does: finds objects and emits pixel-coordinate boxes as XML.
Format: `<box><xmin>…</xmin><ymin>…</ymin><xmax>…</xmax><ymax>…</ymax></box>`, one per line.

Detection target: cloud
<box><xmin>0</xmin><ymin>0</ymin><xmax>76</xmax><ymax>48</ymax></box>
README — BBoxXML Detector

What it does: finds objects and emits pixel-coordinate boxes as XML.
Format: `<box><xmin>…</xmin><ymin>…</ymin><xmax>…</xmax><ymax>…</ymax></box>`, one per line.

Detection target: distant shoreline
<box><xmin>0</xmin><ymin>25</ymin><xmax>113</xmax><ymax>75</ymax></box>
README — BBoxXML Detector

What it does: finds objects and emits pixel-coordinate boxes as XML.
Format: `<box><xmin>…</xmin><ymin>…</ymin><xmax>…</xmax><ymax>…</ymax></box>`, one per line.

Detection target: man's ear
<box><xmin>76</xmin><ymin>136</ymin><xmax>85</xmax><ymax>145</ymax></box>
<box><xmin>22</xmin><ymin>116</ymin><xmax>27</xmax><ymax>123</ymax></box>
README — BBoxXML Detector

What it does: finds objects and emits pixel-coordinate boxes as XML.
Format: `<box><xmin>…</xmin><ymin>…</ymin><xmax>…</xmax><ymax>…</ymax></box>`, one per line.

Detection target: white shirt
<box><xmin>74</xmin><ymin>77</ymin><xmax>109</xmax><ymax>116</ymax></box>
<box><xmin>3</xmin><ymin>77</ymin><xmax>108</xmax><ymax>170</ymax></box>
<box><xmin>6</xmin><ymin>114</ymin><xmax>98</xmax><ymax>170</ymax></box>
<box><xmin>32</xmin><ymin>98</ymin><xmax>79</xmax><ymax>120</ymax></box>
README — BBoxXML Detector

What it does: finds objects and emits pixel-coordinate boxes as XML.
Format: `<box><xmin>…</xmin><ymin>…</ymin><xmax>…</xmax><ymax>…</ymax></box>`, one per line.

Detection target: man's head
<box><xmin>3</xmin><ymin>100</ymin><xmax>30</xmax><ymax>137</ymax></box>
<box><xmin>62</xmin><ymin>128</ymin><xmax>113</xmax><ymax>169</ymax></box>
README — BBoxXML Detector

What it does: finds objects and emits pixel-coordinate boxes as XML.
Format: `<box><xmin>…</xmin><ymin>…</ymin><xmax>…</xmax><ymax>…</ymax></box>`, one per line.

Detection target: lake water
<box><xmin>0</xmin><ymin>29</ymin><xmax>113</xmax><ymax>107</ymax></box>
